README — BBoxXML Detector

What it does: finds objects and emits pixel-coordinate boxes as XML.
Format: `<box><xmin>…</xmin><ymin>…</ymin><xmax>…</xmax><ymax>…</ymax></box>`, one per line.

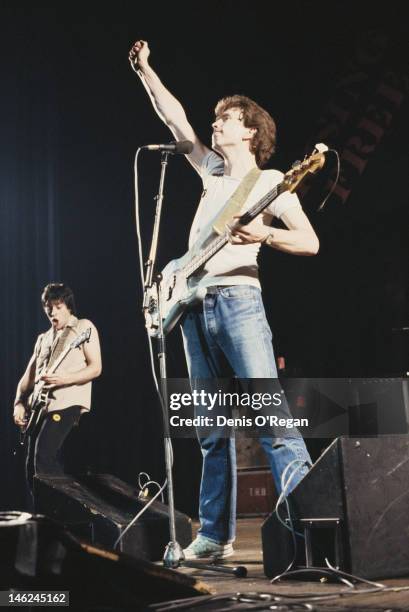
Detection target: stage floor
<box><xmin>177</xmin><ymin>518</ymin><xmax>409</xmax><ymax>611</ymax></box>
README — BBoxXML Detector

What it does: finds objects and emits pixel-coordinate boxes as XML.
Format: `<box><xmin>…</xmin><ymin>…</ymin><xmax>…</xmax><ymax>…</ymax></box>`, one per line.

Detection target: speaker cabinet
<box><xmin>34</xmin><ymin>473</ymin><xmax>192</xmax><ymax>561</ymax></box>
<box><xmin>0</xmin><ymin>512</ymin><xmax>207</xmax><ymax>608</ymax></box>
<box><xmin>262</xmin><ymin>436</ymin><xmax>409</xmax><ymax>579</ymax></box>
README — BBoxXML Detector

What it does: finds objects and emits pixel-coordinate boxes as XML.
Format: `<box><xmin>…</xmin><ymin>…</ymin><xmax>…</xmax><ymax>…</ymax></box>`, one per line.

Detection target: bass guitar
<box><xmin>144</xmin><ymin>145</ymin><xmax>327</xmax><ymax>337</ymax></box>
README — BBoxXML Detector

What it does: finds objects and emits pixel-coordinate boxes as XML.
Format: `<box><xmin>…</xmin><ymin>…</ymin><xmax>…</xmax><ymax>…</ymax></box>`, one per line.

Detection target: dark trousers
<box><xmin>26</xmin><ymin>405</ymin><xmax>81</xmax><ymax>506</ymax></box>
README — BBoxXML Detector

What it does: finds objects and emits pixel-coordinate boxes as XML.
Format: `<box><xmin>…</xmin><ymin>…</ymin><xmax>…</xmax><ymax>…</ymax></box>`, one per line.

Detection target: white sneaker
<box><xmin>183</xmin><ymin>535</ymin><xmax>234</xmax><ymax>560</ymax></box>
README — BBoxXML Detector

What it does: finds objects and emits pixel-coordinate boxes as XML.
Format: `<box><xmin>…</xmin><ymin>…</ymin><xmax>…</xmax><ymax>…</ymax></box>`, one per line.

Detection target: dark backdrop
<box><xmin>1</xmin><ymin>1</ymin><xmax>407</xmax><ymax>512</ymax></box>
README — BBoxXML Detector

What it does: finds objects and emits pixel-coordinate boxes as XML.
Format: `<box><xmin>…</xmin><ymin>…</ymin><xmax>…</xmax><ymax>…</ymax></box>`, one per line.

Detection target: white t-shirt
<box><xmin>188</xmin><ymin>151</ymin><xmax>301</xmax><ymax>289</ymax></box>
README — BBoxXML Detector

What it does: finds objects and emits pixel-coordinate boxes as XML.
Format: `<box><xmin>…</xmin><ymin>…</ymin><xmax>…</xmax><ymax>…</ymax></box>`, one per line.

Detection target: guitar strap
<box><xmin>46</xmin><ymin>316</ymin><xmax>80</xmax><ymax>370</ymax></box>
<box><xmin>47</xmin><ymin>327</ymin><xmax>72</xmax><ymax>369</ymax></box>
<box><xmin>211</xmin><ymin>167</ymin><xmax>262</xmax><ymax>235</ymax></box>
<box><xmin>191</xmin><ymin>167</ymin><xmax>262</xmax><ymax>257</ymax></box>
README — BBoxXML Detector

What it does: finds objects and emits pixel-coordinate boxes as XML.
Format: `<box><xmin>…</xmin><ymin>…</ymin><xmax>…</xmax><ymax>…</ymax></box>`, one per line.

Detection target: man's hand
<box><xmin>40</xmin><ymin>373</ymin><xmax>73</xmax><ymax>388</ymax></box>
<box><xmin>226</xmin><ymin>216</ymin><xmax>271</xmax><ymax>245</ymax></box>
<box><xmin>129</xmin><ymin>40</ymin><xmax>150</xmax><ymax>70</ymax></box>
<box><xmin>13</xmin><ymin>402</ymin><xmax>27</xmax><ymax>427</ymax></box>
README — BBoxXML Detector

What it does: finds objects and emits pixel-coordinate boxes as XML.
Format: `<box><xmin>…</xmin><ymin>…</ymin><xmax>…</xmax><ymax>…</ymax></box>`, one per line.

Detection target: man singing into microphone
<box><xmin>129</xmin><ymin>40</ymin><xmax>319</xmax><ymax>560</ymax></box>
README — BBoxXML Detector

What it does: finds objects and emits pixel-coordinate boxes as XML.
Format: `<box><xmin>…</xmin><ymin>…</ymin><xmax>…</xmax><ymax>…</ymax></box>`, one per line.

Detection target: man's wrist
<box><xmin>136</xmin><ymin>62</ymin><xmax>150</xmax><ymax>76</ymax></box>
<box><xmin>14</xmin><ymin>396</ymin><xmax>25</xmax><ymax>407</ymax></box>
<box><xmin>262</xmin><ymin>230</ymin><xmax>275</xmax><ymax>247</ymax></box>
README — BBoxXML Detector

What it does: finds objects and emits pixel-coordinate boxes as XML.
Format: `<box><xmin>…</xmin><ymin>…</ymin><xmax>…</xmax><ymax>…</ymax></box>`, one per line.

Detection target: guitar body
<box><xmin>20</xmin><ymin>384</ymin><xmax>50</xmax><ymax>445</ymax></box>
<box><xmin>159</xmin><ymin>255</ymin><xmax>207</xmax><ymax>335</ymax></box>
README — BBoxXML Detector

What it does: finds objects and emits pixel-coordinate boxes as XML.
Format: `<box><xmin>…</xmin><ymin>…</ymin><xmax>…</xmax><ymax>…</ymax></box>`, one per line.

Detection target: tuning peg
<box><xmin>292</xmin><ymin>160</ymin><xmax>301</xmax><ymax>168</ymax></box>
<box><xmin>314</xmin><ymin>143</ymin><xmax>329</xmax><ymax>153</ymax></box>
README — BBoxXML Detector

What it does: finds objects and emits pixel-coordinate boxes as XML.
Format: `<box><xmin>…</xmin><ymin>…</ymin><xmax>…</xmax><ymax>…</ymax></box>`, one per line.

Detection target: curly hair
<box><xmin>214</xmin><ymin>95</ymin><xmax>277</xmax><ymax>168</ymax></box>
<box><xmin>41</xmin><ymin>283</ymin><xmax>76</xmax><ymax>315</ymax></box>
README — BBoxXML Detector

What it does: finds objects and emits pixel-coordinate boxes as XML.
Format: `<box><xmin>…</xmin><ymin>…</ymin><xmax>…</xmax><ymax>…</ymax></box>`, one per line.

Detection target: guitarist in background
<box><xmin>129</xmin><ymin>40</ymin><xmax>319</xmax><ymax>560</ymax></box>
<box><xmin>13</xmin><ymin>283</ymin><xmax>102</xmax><ymax>504</ymax></box>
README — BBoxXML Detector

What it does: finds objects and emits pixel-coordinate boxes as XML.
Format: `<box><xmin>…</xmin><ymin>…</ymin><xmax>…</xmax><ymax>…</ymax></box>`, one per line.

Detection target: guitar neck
<box><xmin>184</xmin><ymin>233</ymin><xmax>229</xmax><ymax>278</ymax></box>
<box><xmin>33</xmin><ymin>347</ymin><xmax>70</xmax><ymax>393</ymax></box>
<box><xmin>49</xmin><ymin>345</ymin><xmax>73</xmax><ymax>374</ymax></box>
<box><xmin>38</xmin><ymin>339</ymin><xmax>77</xmax><ymax>384</ymax></box>
<box><xmin>183</xmin><ymin>182</ymin><xmax>284</xmax><ymax>278</ymax></box>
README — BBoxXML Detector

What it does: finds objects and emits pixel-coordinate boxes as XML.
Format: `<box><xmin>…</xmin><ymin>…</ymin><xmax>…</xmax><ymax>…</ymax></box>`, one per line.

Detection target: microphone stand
<box><xmin>142</xmin><ymin>151</ymin><xmax>182</xmax><ymax>565</ymax></box>
<box><xmin>142</xmin><ymin>151</ymin><xmax>247</xmax><ymax>578</ymax></box>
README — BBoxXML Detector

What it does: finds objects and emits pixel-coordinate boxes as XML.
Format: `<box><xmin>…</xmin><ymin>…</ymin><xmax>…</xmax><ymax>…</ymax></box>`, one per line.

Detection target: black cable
<box><xmin>316</xmin><ymin>149</ymin><xmax>340</xmax><ymax>211</ymax></box>
<box><xmin>149</xmin><ymin>580</ymin><xmax>409</xmax><ymax>611</ymax></box>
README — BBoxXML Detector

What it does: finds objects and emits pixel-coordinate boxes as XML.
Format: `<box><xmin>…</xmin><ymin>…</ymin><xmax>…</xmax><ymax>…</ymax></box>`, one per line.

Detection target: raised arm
<box><xmin>129</xmin><ymin>40</ymin><xmax>210</xmax><ymax>172</ymax></box>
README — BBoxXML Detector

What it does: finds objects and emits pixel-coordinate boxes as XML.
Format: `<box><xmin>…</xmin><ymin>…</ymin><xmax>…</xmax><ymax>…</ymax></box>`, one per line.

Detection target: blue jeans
<box><xmin>181</xmin><ymin>285</ymin><xmax>311</xmax><ymax>544</ymax></box>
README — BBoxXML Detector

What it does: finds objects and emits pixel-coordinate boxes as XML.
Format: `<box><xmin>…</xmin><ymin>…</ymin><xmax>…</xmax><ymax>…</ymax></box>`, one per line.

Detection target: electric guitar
<box><xmin>19</xmin><ymin>327</ymin><xmax>91</xmax><ymax>445</ymax></box>
<box><xmin>144</xmin><ymin>145</ymin><xmax>327</xmax><ymax>337</ymax></box>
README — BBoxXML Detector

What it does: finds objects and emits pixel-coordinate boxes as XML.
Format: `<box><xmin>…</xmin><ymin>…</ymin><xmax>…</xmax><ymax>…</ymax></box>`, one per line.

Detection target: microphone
<box><xmin>142</xmin><ymin>140</ymin><xmax>193</xmax><ymax>154</ymax></box>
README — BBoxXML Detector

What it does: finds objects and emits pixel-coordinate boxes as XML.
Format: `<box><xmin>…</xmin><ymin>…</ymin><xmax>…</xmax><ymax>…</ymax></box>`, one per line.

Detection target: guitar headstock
<box><xmin>71</xmin><ymin>327</ymin><xmax>92</xmax><ymax>349</ymax></box>
<box><xmin>282</xmin><ymin>144</ymin><xmax>327</xmax><ymax>193</ymax></box>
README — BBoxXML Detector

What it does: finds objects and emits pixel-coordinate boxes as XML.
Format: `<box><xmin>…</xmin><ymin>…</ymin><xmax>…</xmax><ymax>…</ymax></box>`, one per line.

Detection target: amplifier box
<box><xmin>262</xmin><ymin>436</ymin><xmax>409</xmax><ymax>579</ymax></box>
<box><xmin>237</xmin><ymin>467</ymin><xmax>276</xmax><ymax>517</ymax></box>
